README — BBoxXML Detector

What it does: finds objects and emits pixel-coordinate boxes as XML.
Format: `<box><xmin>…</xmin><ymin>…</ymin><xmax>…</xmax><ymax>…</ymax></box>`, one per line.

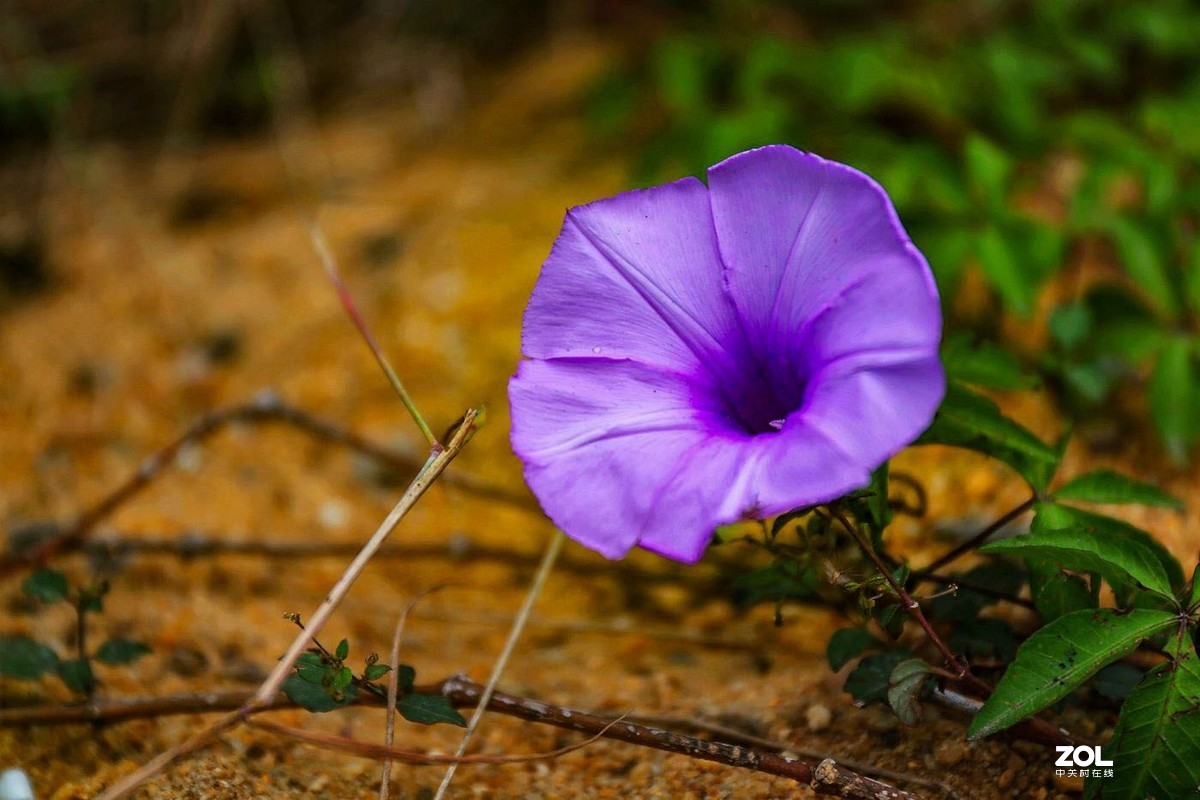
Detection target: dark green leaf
<box><xmin>929</xmin><ymin>562</ymin><xmax>1027</xmax><ymax>623</ymax></box>
<box><xmin>1189</xmin><ymin>564</ymin><xmax>1200</xmax><ymax>610</ymax></box>
<box><xmin>0</xmin><ymin>635</ymin><xmax>59</xmax><ymax>679</ymax></box>
<box><xmin>731</xmin><ymin>559</ymin><xmax>818</xmax><ymax>607</ymax></box>
<box><xmin>1109</xmin><ymin>217</ymin><xmax>1178</xmax><ymax>319</ymax></box>
<box><xmin>942</xmin><ymin>333</ymin><xmax>1033</xmax><ymax>391</ymax></box>
<box><xmin>1040</xmin><ymin>504</ymin><xmax>1186</xmax><ymax>594</ymax></box>
<box><xmin>981</xmin><ymin>526</ymin><xmax>1173</xmax><ymax>599</ymax></box>
<box><xmin>887</xmin><ymin>658</ymin><xmax>933</xmax><ymax>726</ymax></box>
<box><xmin>282</xmin><ymin>674</ymin><xmax>358</xmax><ymax>713</ymax></box>
<box><xmin>977</xmin><ymin>226</ymin><xmax>1034</xmax><ymax>316</ymax></box>
<box><xmin>21</xmin><ymin>568</ymin><xmax>68</xmax><ymax>603</ymax></box>
<box><xmin>844</xmin><ymin>650</ymin><xmax>912</xmax><ymax>705</ymax></box>
<box><xmin>948</xmin><ymin>619</ymin><xmax>1017</xmax><ymax>661</ymax></box>
<box><xmin>1091</xmin><ymin>662</ymin><xmax>1144</xmax><ymax>702</ymax></box>
<box><xmin>335</xmin><ymin>638</ymin><xmax>350</xmax><ymax>661</ymax></box>
<box><xmin>398</xmin><ymin>693</ymin><xmax>467</xmax><ymax>727</ymax></box>
<box><xmin>297</xmin><ymin>665</ymin><xmax>326</xmax><ymax>684</ymax></box>
<box><xmin>964</xmin><ymin>134</ymin><xmax>1013</xmax><ymax>211</ymax></box>
<box><xmin>864</xmin><ymin>463</ymin><xmax>892</xmax><ymax>535</ymax></box>
<box><xmin>364</xmin><ymin>663</ymin><xmax>392</xmax><ymax>682</ymax></box>
<box><xmin>397</xmin><ymin>664</ymin><xmax>416</xmax><ymax>693</ymax></box>
<box><xmin>1029</xmin><ymin>561</ymin><xmax>1095</xmax><ymax>622</ymax></box>
<box><xmin>1089</xmin><ymin>632</ymin><xmax>1200</xmax><ymax>799</ymax></box>
<box><xmin>331</xmin><ymin>666</ymin><xmax>353</xmax><ymax>692</ymax></box>
<box><xmin>296</xmin><ymin>652</ymin><xmax>324</xmax><ymax>668</ymax></box>
<box><xmin>1048</xmin><ymin>303</ymin><xmax>1092</xmax><ymax>352</ymax></box>
<box><xmin>94</xmin><ymin>638</ymin><xmax>151</xmax><ymax>666</ymax></box>
<box><xmin>968</xmin><ymin>608</ymin><xmax>1177</xmax><ymax>738</ymax></box>
<box><xmin>827</xmin><ymin>628</ymin><xmax>875</xmax><ymax>672</ymax></box>
<box><xmin>916</xmin><ymin>382</ymin><xmax>1060</xmax><ymax>490</ymax></box>
<box><xmin>58</xmin><ymin>658</ymin><xmax>95</xmax><ymax>694</ymax></box>
<box><xmin>1054</xmin><ymin>470</ymin><xmax>1182</xmax><ymax>509</ymax></box>
<box><xmin>1149</xmin><ymin>336</ymin><xmax>1194</xmax><ymax>464</ymax></box>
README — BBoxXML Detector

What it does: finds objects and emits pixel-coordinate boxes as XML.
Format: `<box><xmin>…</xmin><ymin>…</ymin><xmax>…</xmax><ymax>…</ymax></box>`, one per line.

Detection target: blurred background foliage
<box><xmin>2</xmin><ymin>0</ymin><xmax>1198</xmax><ymax>460</ymax></box>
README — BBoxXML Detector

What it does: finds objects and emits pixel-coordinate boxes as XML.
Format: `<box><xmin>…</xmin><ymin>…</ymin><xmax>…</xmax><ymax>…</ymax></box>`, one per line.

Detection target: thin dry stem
<box><xmin>94</xmin><ymin>410</ymin><xmax>479</xmax><ymax>800</ymax></box>
<box><xmin>432</xmin><ymin>529</ymin><xmax>565</xmax><ymax>800</ymax></box>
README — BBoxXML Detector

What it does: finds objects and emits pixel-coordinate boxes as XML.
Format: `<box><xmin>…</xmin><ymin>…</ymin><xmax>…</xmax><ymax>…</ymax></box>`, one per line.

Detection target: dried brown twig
<box><xmin>1</xmin><ymin>676</ymin><xmax>923</xmax><ymax>800</ymax></box>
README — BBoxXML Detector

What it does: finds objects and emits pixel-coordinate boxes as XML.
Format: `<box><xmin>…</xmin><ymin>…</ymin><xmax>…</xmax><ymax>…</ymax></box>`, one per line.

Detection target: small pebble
<box><xmin>805</xmin><ymin>704</ymin><xmax>832</xmax><ymax>732</ymax></box>
<box><xmin>0</xmin><ymin>769</ymin><xmax>34</xmax><ymax>800</ymax></box>
<box><xmin>934</xmin><ymin>739</ymin><xmax>967</xmax><ymax>768</ymax></box>
<box><xmin>997</xmin><ymin>768</ymin><xmax>1014</xmax><ymax>789</ymax></box>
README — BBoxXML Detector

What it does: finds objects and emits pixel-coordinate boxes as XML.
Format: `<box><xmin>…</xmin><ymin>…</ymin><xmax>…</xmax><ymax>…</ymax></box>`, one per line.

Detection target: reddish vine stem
<box><xmin>0</xmin><ymin>678</ymin><xmax>922</xmax><ymax>799</ymax></box>
<box><xmin>831</xmin><ymin>509</ymin><xmax>981</xmax><ymax>689</ymax></box>
<box><xmin>0</xmin><ymin>394</ymin><xmax>534</xmax><ymax>578</ymax></box>
<box><xmin>916</xmin><ymin>496</ymin><xmax>1037</xmax><ymax>577</ymax></box>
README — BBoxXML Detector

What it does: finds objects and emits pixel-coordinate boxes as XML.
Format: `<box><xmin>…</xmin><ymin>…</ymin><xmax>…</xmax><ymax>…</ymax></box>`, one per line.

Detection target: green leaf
<box><xmin>977</xmin><ymin>225</ymin><xmax>1035</xmax><ymax>316</ymax></box>
<box><xmin>1048</xmin><ymin>303</ymin><xmax>1092</xmax><ymax>351</ymax></box>
<box><xmin>282</xmin><ymin>674</ymin><xmax>358</xmax><ymax>713</ymax></box>
<box><xmin>965</xmin><ymin>134</ymin><xmax>1014</xmax><ymax>212</ymax></box>
<box><xmin>94</xmin><ymin>638</ymin><xmax>151</xmax><ymax>666</ymax></box>
<box><xmin>864</xmin><ymin>463</ymin><xmax>892</xmax><ymax>536</ymax></box>
<box><xmin>0</xmin><ymin>635</ymin><xmax>59</xmax><ymax>679</ymax></box>
<box><xmin>887</xmin><ymin>658</ymin><xmax>933</xmax><ymax>726</ymax></box>
<box><xmin>1042</xmin><ymin>504</ymin><xmax>1186</xmax><ymax>594</ymax></box>
<box><xmin>948</xmin><ymin>619</ymin><xmax>1017</xmax><ymax>662</ymax></box>
<box><xmin>731</xmin><ymin>559</ymin><xmax>818</xmax><ymax>607</ymax></box>
<box><xmin>929</xmin><ymin>562</ymin><xmax>1027</xmax><ymax>623</ymax></box>
<box><xmin>941</xmin><ymin>333</ymin><xmax>1033</xmax><ymax>391</ymax></box>
<box><xmin>844</xmin><ymin>650</ymin><xmax>912</xmax><ymax>705</ymax></box>
<box><xmin>917</xmin><ymin>382</ymin><xmax>1061</xmax><ymax>490</ymax></box>
<box><xmin>58</xmin><ymin>658</ymin><xmax>95</xmax><ymax>694</ymax></box>
<box><xmin>827</xmin><ymin>628</ymin><xmax>875</xmax><ymax>672</ymax></box>
<box><xmin>1189</xmin><ymin>564</ymin><xmax>1200</xmax><ymax>610</ymax></box>
<box><xmin>364</xmin><ymin>663</ymin><xmax>392</xmax><ymax>682</ymax></box>
<box><xmin>21</xmin><ymin>568</ymin><xmax>68</xmax><ymax>603</ymax></box>
<box><xmin>331</xmin><ymin>666</ymin><xmax>353</xmax><ymax>692</ymax></box>
<box><xmin>1054</xmin><ymin>470</ymin><xmax>1183</xmax><ymax>509</ymax></box>
<box><xmin>1091</xmin><ymin>662</ymin><xmax>1144</xmax><ymax>702</ymax></box>
<box><xmin>968</xmin><ymin>608</ymin><xmax>1177</xmax><ymax>738</ymax></box>
<box><xmin>335</xmin><ymin>638</ymin><xmax>349</xmax><ymax>661</ymax></box>
<box><xmin>297</xmin><ymin>665</ymin><xmax>326</xmax><ymax>684</ymax></box>
<box><xmin>1089</xmin><ymin>631</ymin><xmax>1200</xmax><ymax>799</ymax></box>
<box><xmin>1109</xmin><ymin>217</ymin><xmax>1178</xmax><ymax>320</ymax></box>
<box><xmin>1149</xmin><ymin>336</ymin><xmax>1194</xmax><ymax>464</ymax></box>
<box><xmin>1029</xmin><ymin>561</ymin><xmax>1095</xmax><ymax>622</ymax></box>
<box><xmin>397</xmin><ymin>664</ymin><xmax>416</xmax><ymax>693</ymax></box>
<box><xmin>398</xmin><ymin>693</ymin><xmax>467</xmax><ymax>727</ymax></box>
<box><xmin>982</xmin><ymin>526</ymin><xmax>1174</xmax><ymax>600</ymax></box>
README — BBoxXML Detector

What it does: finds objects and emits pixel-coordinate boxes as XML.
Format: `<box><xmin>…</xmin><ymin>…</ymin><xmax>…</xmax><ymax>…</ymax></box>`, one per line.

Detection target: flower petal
<box><xmin>708</xmin><ymin>145</ymin><xmax>937</xmax><ymax>361</ymax></box>
<box><xmin>799</xmin><ymin>354</ymin><xmax>946</xmax><ymax>468</ymax></box>
<box><xmin>522</xmin><ymin>177</ymin><xmax>747</xmax><ymax>379</ymax></box>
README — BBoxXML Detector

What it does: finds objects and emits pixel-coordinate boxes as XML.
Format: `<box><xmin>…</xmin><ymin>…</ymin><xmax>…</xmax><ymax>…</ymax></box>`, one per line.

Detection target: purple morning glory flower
<box><xmin>509</xmin><ymin>145</ymin><xmax>944</xmax><ymax>563</ymax></box>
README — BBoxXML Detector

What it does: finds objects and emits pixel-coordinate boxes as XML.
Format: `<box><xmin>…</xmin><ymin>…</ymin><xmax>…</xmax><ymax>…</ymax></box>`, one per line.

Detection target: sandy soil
<box><xmin>1</xmin><ymin>36</ymin><xmax>1196</xmax><ymax>800</ymax></box>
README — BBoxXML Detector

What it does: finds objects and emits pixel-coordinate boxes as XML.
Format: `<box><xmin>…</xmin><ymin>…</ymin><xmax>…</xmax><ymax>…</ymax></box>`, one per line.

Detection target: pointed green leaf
<box><xmin>916</xmin><ymin>382</ymin><xmax>1060</xmax><ymax>490</ymax></box>
<box><xmin>0</xmin><ymin>635</ymin><xmax>59</xmax><ymax>679</ymax></box>
<box><xmin>282</xmin><ymin>674</ymin><xmax>358</xmax><ymax>713</ymax></box>
<box><xmin>827</xmin><ymin>628</ymin><xmax>875</xmax><ymax>672</ymax></box>
<box><xmin>844</xmin><ymin>650</ymin><xmax>913</xmax><ymax>705</ymax></box>
<box><xmin>969</xmin><ymin>609</ymin><xmax>1177</xmax><ymax>739</ymax></box>
<box><xmin>887</xmin><ymin>659</ymin><xmax>933</xmax><ymax>726</ymax></box>
<box><xmin>1189</xmin><ymin>565</ymin><xmax>1200</xmax><ymax>610</ymax></box>
<box><xmin>58</xmin><ymin>658</ymin><xmax>95</xmax><ymax>694</ymax></box>
<box><xmin>1054</xmin><ymin>470</ymin><xmax>1182</xmax><ymax>509</ymax></box>
<box><xmin>1109</xmin><ymin>217</ymin><xmax>1178</xmax><ymax>320</ymax></box>
<box><xmin>942</xmin><ymin>333</ymin><xmax>1034</xmax><ymax>391</ymax></box>
<box><xmin>1041</xmin><ymin>504</ymin><xmax>1186</xmax><ymax>594</ymax></box>
<box><xmin>94</xmin><ymin>638</ymin><xmax>151</xmax><ymax>666</ymax></box>
<box><xmin>335</xmin><ymin>638</ymin><xmax>350</xmax><ymax>661</ymax></box>
<box><xmin>1029</xmin><ymin>561</ymin><xmax>1095</xmax><ymax>622</ymax></box>
<box><xmin>398</xmin><ymin>693</ymin><xmax>467</xmax><ymax>727</ymax></box>
<box><xmin>978</xmin><ymin>226</ymin><xmax>1034</xmax><ymax>316</ymax></box>
<box><xmin>982</xmin><ymin>527</ymin><xmax>1173</xmax><ymax>599</ymax></box>
<box><xmin>364</xmin><ymin>663</ymin><xmax>391</xmax><ymax>682</ymax></box>
<box><xmin>965</xmin><ymin>134</ymin><xmax>1014</xmax><ymax>211</ymax></box>
<box><xmin>21</xmin><ymin>568</ymin><xmax>68</xmax><ymax>603</ymax></box>
<box><xmin>1149</xmin><ymin>336</ymin><xmax>1194</xmax><ymax>464</ymax></box>
<box><xmin>1088</xmin><ymin>632</ymin><xmax>1200</xmax><ymax>799</ymax></box>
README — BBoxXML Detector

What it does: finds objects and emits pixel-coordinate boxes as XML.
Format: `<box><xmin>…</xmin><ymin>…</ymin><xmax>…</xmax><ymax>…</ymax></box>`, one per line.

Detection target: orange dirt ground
<box><xmin>1</xmin><ymin>36</ymin><xmax>1196</xmax><ymax>800</ymax></box>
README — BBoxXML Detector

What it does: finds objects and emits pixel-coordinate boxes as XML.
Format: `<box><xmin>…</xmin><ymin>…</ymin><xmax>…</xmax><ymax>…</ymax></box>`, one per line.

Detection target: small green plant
<box><xmin>279</xmin><ymin>615</ymin><xmax>466</xmax><ymax>727</ymax></box>
<box><xmin>0</xmin><ymin>568</ymin><xmax>150</xmax><ymax>695</ymax></box>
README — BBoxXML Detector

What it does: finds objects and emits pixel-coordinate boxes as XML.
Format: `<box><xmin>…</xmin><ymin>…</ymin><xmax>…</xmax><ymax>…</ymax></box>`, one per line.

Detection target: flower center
<box><xmin>719</xmin><ymin>358</ymin><xmax>808</xmax><ymax>436</ymax></box>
